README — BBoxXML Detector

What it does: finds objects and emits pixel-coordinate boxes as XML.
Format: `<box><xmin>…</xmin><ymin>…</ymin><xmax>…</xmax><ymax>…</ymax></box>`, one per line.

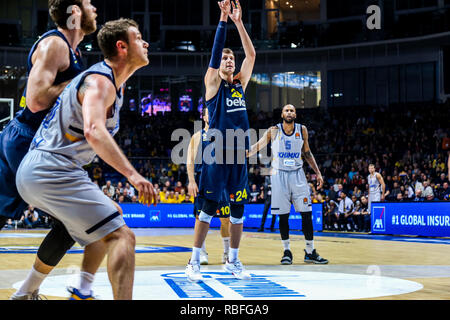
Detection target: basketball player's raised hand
<box><xmin>218</xmin><ymin>0</ymin><xmax>231</xmax><ymax>17</ymax></box>
<box><xmin>229</xmin><ymin>0</ymin><xmax>242</xmax><ymax>23</ymax></box>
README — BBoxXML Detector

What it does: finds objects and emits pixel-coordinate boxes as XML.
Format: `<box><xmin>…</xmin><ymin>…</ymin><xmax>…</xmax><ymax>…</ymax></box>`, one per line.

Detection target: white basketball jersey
<box><xmin>271</xmin><ymin>123</ymin><xmax>304</xmax><ymax>171</ymax></box>
<box><xmin>368</xmin><ymin>173</ymin><xmax>381</xmax><ymax>195</ymax></box>
<box><xmin>30</xmin><ymin>62</ymin><xmax>124</xmax><ymax>167</ymax></box>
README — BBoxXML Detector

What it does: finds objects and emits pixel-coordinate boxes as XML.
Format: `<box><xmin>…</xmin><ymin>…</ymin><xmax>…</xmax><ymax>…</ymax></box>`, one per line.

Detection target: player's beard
<box><xmin>80</xmin><ymin>10</ymin><xmax>96</xmax><ymax>35</ymax></box>
<box><xmin>283</xmin><ymin>117</ymin><xmax>295</xmax><ymax>124</ymax></box>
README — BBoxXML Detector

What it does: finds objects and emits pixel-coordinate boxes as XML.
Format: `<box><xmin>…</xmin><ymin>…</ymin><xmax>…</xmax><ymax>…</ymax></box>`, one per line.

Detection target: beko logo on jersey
<box><xmin>226</xmin><ymin>98</ymin><xmax>246</xmax><ymax>107</ymax></box>
<box><xmin>278</xmin><ymin>152</ymin><xmax>300</xmax><ymax>158</ymax></box>
<box><xmin>226</xmin><ymin>88</ymin><xmax>246</xmax><ymax>108</ymax></box>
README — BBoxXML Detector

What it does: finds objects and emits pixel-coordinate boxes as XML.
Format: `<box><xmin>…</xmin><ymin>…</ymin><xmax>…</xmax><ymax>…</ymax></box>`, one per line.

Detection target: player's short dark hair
<box><xmin>223</xmin><ymin>48</ymin><xmax>234</xmax><ymax>57</ymax></box>
<box><xmin>97</xmin><ymin>18</ymin><xmax>139</xmax><ymax>59</ymax></box>
<box><xmin>48</xmin><ymin>0</ymin><xmax>83</xmax><ymax>29</ymax></box>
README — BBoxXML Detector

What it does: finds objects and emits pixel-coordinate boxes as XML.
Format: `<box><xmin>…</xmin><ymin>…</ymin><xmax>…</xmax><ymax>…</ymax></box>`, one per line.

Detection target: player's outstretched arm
<box><xmin>187</xmin><ymin>132</ymin><xmax>201</xmax><ymax>198</ymax></box>
<box><xmin>80</xmin><ymin>74</ymin><xmax>156</xmax><ymax>206</ymax></box>
<box><xmin>248</xmin><ymin>126</ymin><xmax>277</xmax><ymax>157</ymax></box>
<box><xmin>301</xmin><ymin>125</ymin><xmax>323</xmax><ymax>190</ymax></box>
<box><xmin>229</xmin><ymin>0</ymin><xmax>256</xmax><ymax>91</ymax></box>
<box><xmin>204</xmin><ymin>0</ymin><xmax>230</xmax><ymax>100</ymax></box>
<box><xmin>26</xmin><ymin>37</ymin><xmax>71</xmax><ymax>112</ymax></box>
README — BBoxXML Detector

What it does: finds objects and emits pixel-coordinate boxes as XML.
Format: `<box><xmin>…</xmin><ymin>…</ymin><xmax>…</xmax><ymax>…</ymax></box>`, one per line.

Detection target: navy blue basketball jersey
<box><xmin>17</xmin><ymin>29</ymin><xmax>84</xmax><ymax>131</ymax></box>
<box><xmin>206</xmin><ymin>79</ymin><xmax>250</xmax><ymax>150</ymax></box>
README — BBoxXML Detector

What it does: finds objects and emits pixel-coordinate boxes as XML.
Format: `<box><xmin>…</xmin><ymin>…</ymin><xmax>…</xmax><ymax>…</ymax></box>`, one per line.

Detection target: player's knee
<box><xmin>105</xmin><ymin>225</ymin><xmax>135</xmax><ymax>247</ymax></box>
<box><xmin>124</xmin><ymin>226</ymin><xmax>136</xmax><ymax>246</ymax></box>
<box><xmin>220</xmin><ymin>217</ymin><xmax>230</xmax><ymax>227</ymax></box>
<box><xmin>199</xmin><ymin>211</ymin><xmax>214</xmax><ymax>224</ymax></box>
<box><xmin>230</xmin><ymin>204</ymin><xmax>244</xmax><ymax>224</ymax></box>
<box><xmin>37</xmin><ymin>220</ymin><xmax>75</xmax><ymax>267</ymax></box>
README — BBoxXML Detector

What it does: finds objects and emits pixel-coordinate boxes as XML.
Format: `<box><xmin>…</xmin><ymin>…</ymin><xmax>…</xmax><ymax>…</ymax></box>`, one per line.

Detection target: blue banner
<box><xmin>120</xmin><ymin>203</ymin><xmax>323</xmax><ymax>231</ymax></box>
<box><xmin>371</xmin><ymin>202</ymin><xmax>450</xmax><ymax>237</ymax></box>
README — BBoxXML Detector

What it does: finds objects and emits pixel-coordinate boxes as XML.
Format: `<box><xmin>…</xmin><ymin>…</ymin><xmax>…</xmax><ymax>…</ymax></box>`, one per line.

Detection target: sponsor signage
<box><xmin>371</xmin><ymin>202</ymin><xmax>450</xmax><ymax>237</ymax></box>
<box><xmin>120</xmin><ymin>204</ymin><xmax>323</xmax><ymax>231</ymax></box>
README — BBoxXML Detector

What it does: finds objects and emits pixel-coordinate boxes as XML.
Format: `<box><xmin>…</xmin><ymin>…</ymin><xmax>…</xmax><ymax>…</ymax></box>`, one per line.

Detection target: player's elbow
<box><xmin>84</xmin><ymin>123</ymin><xmax>102</xmax><ymax>143</ymax></box>
<box><xmin>26</xmin><ymin>96</ymin><xmax>49</xmax><ymax>113</ymax></box>
<box><xmin>247</xmin><ymin>49</ymin><xmax>256</xmax><ymax>60</ymax></box>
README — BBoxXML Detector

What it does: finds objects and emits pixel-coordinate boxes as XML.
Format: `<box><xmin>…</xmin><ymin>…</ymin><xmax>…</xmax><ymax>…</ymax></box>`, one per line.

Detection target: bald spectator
<box><xmin>102</xmin><ymin>180</ymin><xmax>115</xmax><ymax>199</ymax></box>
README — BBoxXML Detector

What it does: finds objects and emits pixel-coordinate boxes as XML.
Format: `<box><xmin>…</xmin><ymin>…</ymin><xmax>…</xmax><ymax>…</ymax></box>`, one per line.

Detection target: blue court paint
<box><xmin>216</xmin><ymin>276</ymin><xmax>304</xmax><ymax>298</ymax></box>
<box><xmin>164</xmin><ymin>278</ymin><xmax>223</xmax><ymax>299</ymax></box>
<box><xmin>0</xmin><ymin>246</ymin><xmax>191</xmax><ymax>254</ymax></box>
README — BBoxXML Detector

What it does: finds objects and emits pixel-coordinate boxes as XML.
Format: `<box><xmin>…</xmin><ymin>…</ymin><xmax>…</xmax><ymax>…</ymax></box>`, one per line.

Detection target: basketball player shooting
<box><xmin>185</xmin><ymin>0</ymin><xmax>256</xmax><ymax>282</ymax></box>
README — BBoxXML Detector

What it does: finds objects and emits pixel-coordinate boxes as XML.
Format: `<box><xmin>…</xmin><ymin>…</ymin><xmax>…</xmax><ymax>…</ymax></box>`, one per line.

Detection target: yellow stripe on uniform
<box><xmin>20</xmin><ymin>96</ymin><xmax>27</xmax><ymax>108</ymax></box>
<box><xmin>65</xmin><ymin>133</ymin><xmax>82</xmax><ymax>142</ymax></box>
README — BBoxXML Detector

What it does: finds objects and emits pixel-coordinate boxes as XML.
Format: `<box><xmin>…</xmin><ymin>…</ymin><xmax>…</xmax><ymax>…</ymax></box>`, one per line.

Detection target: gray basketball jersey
<box><xmin>368</xmin><ymin>173</ymin><xmax>381</xmax><ymax>195</ymax></box>
<box><xmin>271</xmin><ymin>123</ymin><xmax>304</xmax><ymax>171</ymax></box>
<box><xmin>30</xmin><ymin>62</ymin><xmax>124</xmax><ymax>167</ymax></box>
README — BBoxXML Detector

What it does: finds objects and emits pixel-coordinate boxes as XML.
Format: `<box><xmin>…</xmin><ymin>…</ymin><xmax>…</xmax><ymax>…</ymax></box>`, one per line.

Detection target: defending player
<box><xmin>187</xmin><ymin>107</ymin><xmax>231</xmax><ymax>265</ymax></box>
<box><xmin>185</xmin><ymin>0</ymin><xmax>256</xmax><ymax>281</ymax></box>
<box><xmin>1</xmin><ymin>0</ymin><xmax>105</xmax><ymax>300</ymax></box>
<box><xmin>367</xmin><ymin>164</ymin><xmax>386</xmax><ymax>214</ymax></box>
<box><xmin>249</xmin><ymin>104</ymin><xmax>328</xmax><ymax>265</ymax></box>
<box><xmin>15</xmin><ymin>18</ymin><xmax>155</xmax><ymax>300</ymax></box>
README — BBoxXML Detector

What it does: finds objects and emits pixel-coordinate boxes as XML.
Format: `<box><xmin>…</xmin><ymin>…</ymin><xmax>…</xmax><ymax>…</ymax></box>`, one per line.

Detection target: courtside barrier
<box><xmin>120</xmin><ymin>203</ymin><xmax>323</xmax><ymax>231</ymax></box>
<box><xmin>371</xmin><ymin>201</ymin><xmax>450</xmax><ymax>237</ymax></box>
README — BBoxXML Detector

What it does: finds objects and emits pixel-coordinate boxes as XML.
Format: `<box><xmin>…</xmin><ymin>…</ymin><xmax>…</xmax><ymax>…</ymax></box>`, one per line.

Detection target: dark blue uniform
<box><xmin>0</xmin><ymin>30</ymin><xmax>83</xmax><ymax>220</ymax></box>
<box><xmin>194</xmin><ymin>129</ymin><xmax>230</xmax><ymax>217</ymax></box>
<box><xmin>199</xmin><ymin>79</ymin><xmax>250</xmax><ymax>205</ymax></box>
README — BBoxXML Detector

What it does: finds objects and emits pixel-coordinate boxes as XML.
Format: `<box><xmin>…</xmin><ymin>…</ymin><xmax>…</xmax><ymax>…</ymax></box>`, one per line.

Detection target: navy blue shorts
<box><xmin>199</xmin><ymin>152</ymin><xmax>249</xmax><ymax>205</ymax></box>
<box><xmin>194</xmin><ymin>173</ymin><xmax>230</xmax><ymax>218</ymax></box>
<box><xmin>0</xmin><ymin>118</ymin><xmax>36</xmax><ymax>219</ymax></box>
<box><xmin>193</xmin><ymin>195</ymin><xmax>230</xmax><ymax>218</ymax></box>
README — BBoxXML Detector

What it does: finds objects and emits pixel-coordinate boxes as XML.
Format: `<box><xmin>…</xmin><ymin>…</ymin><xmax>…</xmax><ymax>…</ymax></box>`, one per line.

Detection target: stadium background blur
<box><xmin>1</xmin><ymin>0</ymin><xmax>449</xmax><ymax>231</ymax></box>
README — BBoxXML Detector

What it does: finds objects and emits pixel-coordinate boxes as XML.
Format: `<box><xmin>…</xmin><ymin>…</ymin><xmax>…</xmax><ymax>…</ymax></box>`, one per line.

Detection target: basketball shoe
<box><xmin>280</xmin><ymin>249</ymin><xmax>293</xmax><ymax>265</ymax></box>
<box><xmin>224</xmin><ymin>259</ymin><xmax>251</xmax><ymax>280</ymax></box>
<box><xmin>67</xmin><ymin>286</ymin><xmax>96</xmax><ymax>300</ymax></box>
<box><xmin>304</xmin><ymin>249</ymin><xmax>328</xmax><ymax>264</ymax></box>
<box><xmin>185</xmin><ymin>260</ymin><xmax>203</xmax><ymax>282</ymax></box>
<box><xmin>10</xmin><ymin>289</ymin><xmax>46</xmax><ymax>300</ymax></box>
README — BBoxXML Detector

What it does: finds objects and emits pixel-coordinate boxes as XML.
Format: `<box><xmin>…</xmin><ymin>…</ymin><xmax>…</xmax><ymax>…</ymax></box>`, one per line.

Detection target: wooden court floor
<box><xmin>0</xmin><ymin>228</ymin><xmax>449</xmax><ymax>300</ymax></box>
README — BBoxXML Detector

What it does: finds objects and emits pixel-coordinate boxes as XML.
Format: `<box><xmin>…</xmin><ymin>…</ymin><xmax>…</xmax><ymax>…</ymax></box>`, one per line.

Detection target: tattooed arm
<box><xmin>301</xmin><ymin>125</ymin><xmax>324</xmax><ymax>190</ymax></box>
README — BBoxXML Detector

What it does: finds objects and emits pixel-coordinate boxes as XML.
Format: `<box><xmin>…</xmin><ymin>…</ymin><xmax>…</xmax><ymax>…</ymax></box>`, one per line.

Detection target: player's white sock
<box><xmin>229</xmin><ymin>248</ymin><xmax>239</xmax><ymax>263</ymax></box>
<box><xmin>222</xmin><ymin>237</ymin><xmax>230</xmax><ymax>254</ymax></box>
<box><xmin>305</xmin><ymin>240</ymin><xmax>314</xmax><ymax>254</ymax></box>
<box><xmin>78</xmin><ymin>271</ymin><xmax>95</xmax><ymax>296</ymax></box>
<box><xmin>282</xmin><ymin>239</ymin><xmax>290</xmax><ymax>251</ymax></box>
<box><xmin>190</xmin><ymin>247</ymin><xmax>202</xmax><ymax>264</ymax></box>
<box><xmin>201</xmin><ymin>241</ymin><xmax>207</xmax><ymax>253</ymax></box>
<box><xmin>15</xmin><ymin>266</ymin><xmax>47</xmax><ymax>295</ymax></box>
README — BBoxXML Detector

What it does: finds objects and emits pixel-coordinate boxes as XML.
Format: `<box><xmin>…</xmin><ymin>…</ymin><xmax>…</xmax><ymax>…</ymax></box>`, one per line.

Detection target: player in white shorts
<box><xmin>367</xmin><ymin>164</ymin><xmax>386</xmax><ymax>214</ymax></box>
<box><xmin>249</xmin><ymin>104</ymin><xmax>328</xmax><ymax>265</ymax></box>
<box><xmin>16</xmin><ymin>19</ymin><xmax>156</xmax><ymax>300</ymax></box>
